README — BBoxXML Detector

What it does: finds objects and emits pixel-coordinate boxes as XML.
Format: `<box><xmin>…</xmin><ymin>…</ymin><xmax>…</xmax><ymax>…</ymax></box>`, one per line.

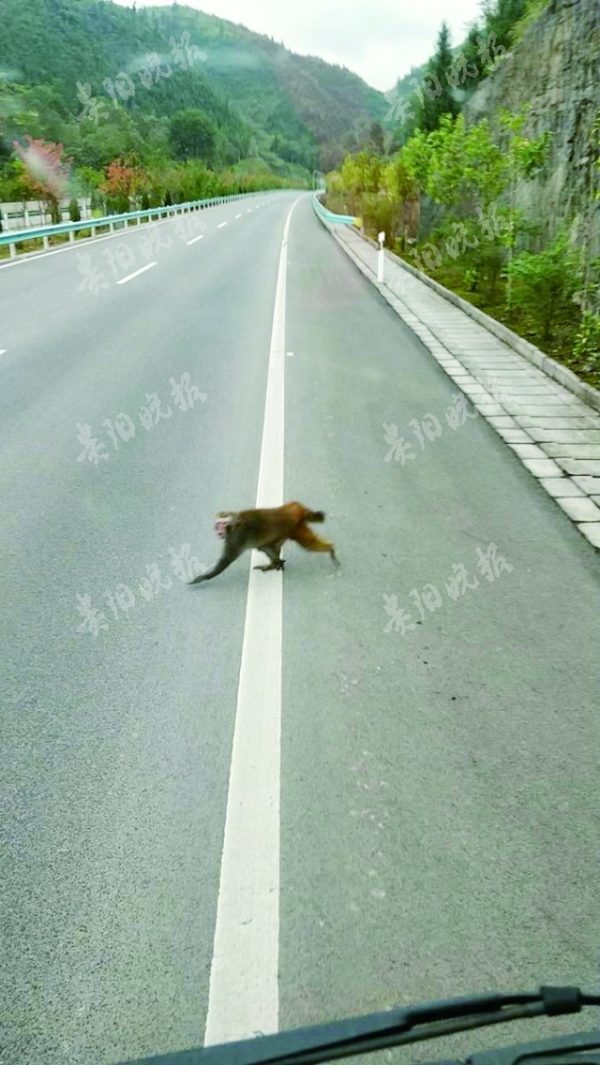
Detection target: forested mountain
<box><xmin>0</xmin><ymin>0</ymin><xmax>388</xmax><ymax>175</ymax></box>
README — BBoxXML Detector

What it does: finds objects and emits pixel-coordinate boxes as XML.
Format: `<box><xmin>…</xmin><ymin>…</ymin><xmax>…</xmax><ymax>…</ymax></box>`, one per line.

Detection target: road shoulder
<box><xmin>319</xmin><ymin>218</ymin><xmax>600</xmax><ymax>552</ymax></box>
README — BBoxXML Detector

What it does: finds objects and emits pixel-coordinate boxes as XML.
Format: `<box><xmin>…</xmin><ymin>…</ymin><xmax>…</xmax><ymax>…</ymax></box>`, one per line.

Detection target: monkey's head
<box><xmin>215</xmin><ymin>513</ymin><xmax>233</xmax><ymax>539</ymax></box>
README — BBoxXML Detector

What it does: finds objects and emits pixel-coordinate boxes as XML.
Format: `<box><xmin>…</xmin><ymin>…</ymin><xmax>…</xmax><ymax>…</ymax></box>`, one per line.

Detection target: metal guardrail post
<box><xmin>0</xmin><ymin>188</ymin><xmax>289</xmax><ymax>259</ymax></box>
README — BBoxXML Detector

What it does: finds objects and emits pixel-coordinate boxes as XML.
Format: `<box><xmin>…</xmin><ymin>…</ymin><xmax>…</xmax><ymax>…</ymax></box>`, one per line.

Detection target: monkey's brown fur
<box><xmin>189</xmin><ymin>501</ymin><xmax>338</xmax><ymax>584</ymax></box>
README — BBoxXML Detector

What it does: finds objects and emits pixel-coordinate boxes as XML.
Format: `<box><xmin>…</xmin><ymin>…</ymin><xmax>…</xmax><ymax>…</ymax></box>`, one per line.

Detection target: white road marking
<box><xmin>0</xmin><ymin>205</ymin><xmax>238</xmax><ymax>272</ymax></box>
<box><xmin>235</xmin><ymin>214</ymin><xmax>242</xmax><ymax>219</ymax></box>
<box><xmin>204</xmin><ymin>194</ymin><xmax>303</xmax><ymax>1047</ymax></box>
<box><xmin>187</xmin><ymin>234</ymin><xmax>205</xmax><ymax>245</ymax></box>
<box><xmin>286</xmin><ymin>351</ymin><xmax>294</xmax><ymax>357</ymax></box>
<box><xmin>0</xmin><ymin>349</ymin><xmax>6</xmax><ymax>356</ymax></box>
<box><xmin>0</xmin><ymin>216</ymin><xmax>170</xmax><ymax>271</ymax></box>
<box><xmin>116</xmin><ymin>262</ymin><xmax>157</xmax><ymax>284</ymax></box>
<box><xmin>217</xmin><ymin>222</ymin><xmax>227</xmax><ymax>228</ymax></box>
<box><xmin>247</xmin><ymin>209</ymin><xmax>252</xmax><ymax>213</ymax></box>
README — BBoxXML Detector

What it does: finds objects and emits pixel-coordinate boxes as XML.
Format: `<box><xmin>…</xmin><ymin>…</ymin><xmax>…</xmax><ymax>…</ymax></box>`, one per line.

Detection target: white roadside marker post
<box><xmin>378</xmin><ymin>231</ymin><xmax>385</xmax><ymax>283</ymax></box>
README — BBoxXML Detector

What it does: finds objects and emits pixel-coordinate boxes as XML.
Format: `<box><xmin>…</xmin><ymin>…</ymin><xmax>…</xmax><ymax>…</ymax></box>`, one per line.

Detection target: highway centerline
<box><xmin>116</xmin><ymin>262</ymin><xmax>157</xmax><ymax>284</ymax></box>
<box><xmin>203</xmin><ymin>194</ymin><xmax>303</xmax><ymax>1046</ymax></box>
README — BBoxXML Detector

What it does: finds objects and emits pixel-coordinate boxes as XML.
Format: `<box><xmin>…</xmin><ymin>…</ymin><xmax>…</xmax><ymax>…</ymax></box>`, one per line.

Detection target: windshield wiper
<box><xmin>116</xmin><ymin>985</ymin><xmax>600</xmax><ymax>1065</ymax></box>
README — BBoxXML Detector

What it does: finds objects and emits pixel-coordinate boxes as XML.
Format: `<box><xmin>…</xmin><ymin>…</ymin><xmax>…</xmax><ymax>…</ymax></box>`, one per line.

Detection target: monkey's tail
<box><xmin>304</xmin><ymin>510</ymin><xmax>325</xmax><ymax>523</ymax></box>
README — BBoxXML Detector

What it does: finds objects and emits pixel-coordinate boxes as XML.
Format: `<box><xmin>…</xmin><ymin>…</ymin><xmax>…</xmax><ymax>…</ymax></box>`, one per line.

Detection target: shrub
<box><xmin>476</xmin><ymin>242</ymin><xmax>505</xmax><ymax>298</ymax></box>
<box><xmin>573</xmin><ymin>311</ymin><xmax>600</xmax><ymax>373</ymax></box>
<box><xmin>463</xmin><ymin>268</ymin><xmax>480</xmax><ymax>292</ymax></box>
<box><xmin>504</xmin><ymin>232</ymin><xmax>581</xmax><ymax>342</ymax></box>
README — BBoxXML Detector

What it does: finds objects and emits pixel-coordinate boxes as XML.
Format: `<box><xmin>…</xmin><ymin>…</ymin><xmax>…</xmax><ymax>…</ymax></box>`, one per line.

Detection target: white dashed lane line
<box><xmin>187</xmin><ymin>234</ymin><xmax>205</xmax><ymax>245</ymax></box>
<box><xmin>116</xmin><ymin>262</ymin><xmax>157</xmax><ymax>284</ymax></box>
<box><xmin>217</xmin><ymin>222</ymin><xmax>227</xmax><ymax>228</ymax></box>
<box><xmin>235</xmin><ymin>214</ymin><xmax>242</xmax><ymax>219</ymax></box>
<box><xmin>0</xmin><ymin>197</ymin><xmax>276</xmax><ymax>273</ymax></box>
<box><xmin>0</xmin><ymin>216</ymin><xmax>183</xmax><ymax>272</ymax></box>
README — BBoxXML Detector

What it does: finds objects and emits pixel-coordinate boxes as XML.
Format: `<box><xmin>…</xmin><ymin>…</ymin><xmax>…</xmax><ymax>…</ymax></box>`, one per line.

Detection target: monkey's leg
<box><xmin>188</xmin><ymin>551</ymin><xmax>236</xmax><ymax>584</ymax></box>
<box><xmin>254</xmin><ymin>543</ymin><xmax>285</xmax><ymax>572</ymax></box>
<box><xmin>293</xmin><ymin>523</ymin><xmax>339</xmax><ymax>565</ymax></box>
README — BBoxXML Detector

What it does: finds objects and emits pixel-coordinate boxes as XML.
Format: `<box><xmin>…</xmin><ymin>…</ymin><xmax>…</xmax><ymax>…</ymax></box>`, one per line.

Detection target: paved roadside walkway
<box><xmin>326</xmin><ymin>221</ymin><xmax>600</xmax><ymax>551</ymax></box>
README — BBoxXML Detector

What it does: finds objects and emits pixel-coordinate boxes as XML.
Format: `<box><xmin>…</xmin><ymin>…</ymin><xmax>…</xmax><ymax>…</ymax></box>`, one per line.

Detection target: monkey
<box><xmin>189</xmin><ymin>501</ymin><xmax>338</xmax><ymax>584</ymax></box>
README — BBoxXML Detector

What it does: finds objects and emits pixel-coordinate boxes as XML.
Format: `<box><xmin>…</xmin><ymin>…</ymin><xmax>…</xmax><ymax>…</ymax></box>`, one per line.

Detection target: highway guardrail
<box><xmin>0</xmin><ymin>189</ymin><xmax>279</xmax><ymax>260</ymax></box>
<box><xmin>311</xmin><ymin>191</ymin><xmax>358</xmax><ymax>227</ymax></box>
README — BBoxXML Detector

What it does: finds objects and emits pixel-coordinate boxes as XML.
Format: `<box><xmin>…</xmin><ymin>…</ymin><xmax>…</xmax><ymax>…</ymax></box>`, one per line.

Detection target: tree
<box><xmin>339</xmin><ymin>150</ymin><xmax>382</xmax><ymax>214</ymax></box>
<box><xmin>498</xmin><ymin>105</ymin><xmax>554</xmax><ymax>308</ymax></box>
<box><xmin>399</xmin><ymin>114</ymin><xmax>511</xmax><ymax>289</ymax></box>
<box><xmin>76</xmin><ymin>164</ymin><xmax>104</xmax><ymax>210</ymax></box>
<box><xmin>175</xmin><ymin>159</ymin><xmax>216</xmax><ymax>202</ymax></box>
<box><xmin>20</xmin><ymin>84</ymin><xmax>70</xmax><ymax>143</ymax></box>
<box><xmin>483</xmin><ymin>0</ymin><xmax>528</xmax><ymax>47</ymax></box>
<box><xmin>382</xmin><ymin>156</ymin><xmax>419</xmax><ymax>249</ymax></box>
<box><xmin>505</xmin><ymin>230</ymin><xmax>581</xmax><ymax>342</ymax></box>
<box><xmin>100</xmin><ymin>156</ymin><xmax>145</xmax><ymax>213</ymax></box>
<box><xmin>399</xmin><ymin>127</ymin><xmax>435</xmax><ymax>241</ymax></box>
<box><xmin>70</xmin><ymin>106</ymin><xmax>139</xmax><ymax>171</ymax></box>
<box><xmin>169</xmin><ymin>109</ymin><xmax>217</xmax><ymax>164</ymax></box>
<box><xmin>135</xmin><ymin>113</ymin><xmax>171</xmax><ymax>168</ymax></box>
<box><xmin>0</xmin><ymin>81</ymin><xmax>40</xmax><ymax>161</ymax></box>
<box><xmin>426</xmin><ymin>114</ymin><xmax>508</xmax><ymax>216</ymax></box>
<box><xmin>369</xmin><ymin>121</ymin><xmax>385</xmax><ymax>155</ymax></box>
<box><xmin>12</xmin><ymin>135</ymin><xmax>71</xmax><ymax>223</ymax></box>
<box><xmin>319</xmin><ymin>143</ymin><xmax>345</xmax><ymax>172</ymax></box>
<box><xmin>461</xmin><ymin>22</ymin><xmax>486</xmax><ymax>87</ymax></box>
<box><xmin>461</xmin><ymin>0</ymin><xmax>526</xmax><ymax>88</ymax></box>
<box><xmin>0</xmin><ymin>157</ymin><xmax>31</xmax><ymax>205</ymax></box>
<box><xmin>581</xmin><ymin>110</ymin><xmax>600</xmax><ymax>313</ymax></box>
<box><xmin>413</xmin><ymin>22</ymin><xmax>460</xmax><ymax>133</ymax></box>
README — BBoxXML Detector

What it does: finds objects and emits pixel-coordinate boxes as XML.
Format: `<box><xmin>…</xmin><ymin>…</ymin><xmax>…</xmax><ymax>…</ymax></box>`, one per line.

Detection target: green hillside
<box><xmin>0</xmin><ymin>0</ymin><xmax>388</xmax><ymax>176</ymax></box>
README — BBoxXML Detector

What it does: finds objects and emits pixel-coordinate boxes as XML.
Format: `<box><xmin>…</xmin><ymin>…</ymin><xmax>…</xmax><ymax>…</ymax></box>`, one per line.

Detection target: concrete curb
<box><xmin>356</xmin><ymin>231</ymin><xmax>600</xmax><ymax>414</ymax></box>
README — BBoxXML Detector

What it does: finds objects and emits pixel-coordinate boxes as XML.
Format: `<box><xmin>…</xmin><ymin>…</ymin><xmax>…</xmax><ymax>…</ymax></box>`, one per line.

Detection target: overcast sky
<box><xmin>111</xmin><ymin>0</ymin><xmax>485</xmax><ymax>93</ymax></box>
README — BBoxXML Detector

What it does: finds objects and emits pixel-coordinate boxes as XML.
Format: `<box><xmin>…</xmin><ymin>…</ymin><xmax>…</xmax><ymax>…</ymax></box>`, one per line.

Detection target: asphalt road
<box><xmin>0</xmin><ymin>191</ymin><xmax>598</xmax><ymax>1065</ymax></box>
